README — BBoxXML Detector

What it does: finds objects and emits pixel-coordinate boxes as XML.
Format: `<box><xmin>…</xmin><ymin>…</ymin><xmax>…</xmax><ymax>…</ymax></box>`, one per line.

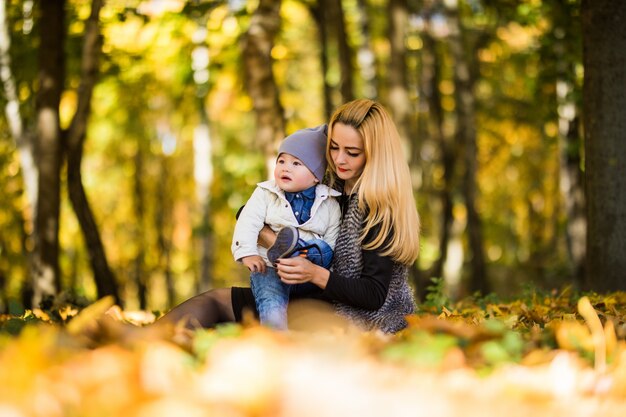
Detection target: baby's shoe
<box><xmin>267</xmin><ymin>226</ymin><xmax>299</xmax><ymax>265</ymax></box>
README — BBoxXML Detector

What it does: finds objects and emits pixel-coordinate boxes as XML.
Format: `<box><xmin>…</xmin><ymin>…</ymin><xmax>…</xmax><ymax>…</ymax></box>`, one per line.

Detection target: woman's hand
<box><xmin>275</xmin><ymin>256</ymin><xmax>330</xmax><ymax>289</ymax></box>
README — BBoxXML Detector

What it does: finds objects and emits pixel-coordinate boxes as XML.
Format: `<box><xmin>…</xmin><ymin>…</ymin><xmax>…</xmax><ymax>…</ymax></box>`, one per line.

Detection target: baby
<box><xmin>231</xmin><ymin>124</ymin><xmax>341</xmax><ymax>330</ymax></box>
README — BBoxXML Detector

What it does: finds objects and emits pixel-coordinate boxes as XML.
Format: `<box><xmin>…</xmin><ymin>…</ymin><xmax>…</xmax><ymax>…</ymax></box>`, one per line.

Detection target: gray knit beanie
<box><xmin>277</xmin><ymin>124</ymin><xmax>328</xmax><ymax>182</ymax></box>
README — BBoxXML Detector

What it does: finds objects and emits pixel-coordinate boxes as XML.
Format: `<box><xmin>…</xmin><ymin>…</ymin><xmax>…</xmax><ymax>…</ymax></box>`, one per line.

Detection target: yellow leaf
<box><xmin>578</xmin><ymin>296</ymin><xmax>606</xmax><ymax>373</ymax></box>
<box><xmin>32</xmin><ymin>308</ymin><xmax>50</xmax><ymax>321</ymax></box>
<box><xmin>66</xmin><ymin>296</ymin><xmax>116</xmax><ymax>335</ymax></box>
<box><xmin>58</xmin><ymin>305</ymin><xmax>79</xmax><ymax>321</ymax></box>
<box><xmin>605</xmin><ymin>319</ymin><xmax>618</xmax><ymax>358</ymax></box>
<box><xmin>554</xmin><ymin>320</ymin><xmax>593</xmax><ymax>352</ymax></box>
<box><xmin>439</xmin><ymin>306</ymin><xmax>452</xmax><ymax>319</ymax></box>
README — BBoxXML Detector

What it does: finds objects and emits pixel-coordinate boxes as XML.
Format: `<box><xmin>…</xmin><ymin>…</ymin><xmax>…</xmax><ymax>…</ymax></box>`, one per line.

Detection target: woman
<box><xmin>157</xmin><ymin>99</ymin><xmax>420</xmax><ymax>333</ymax></box>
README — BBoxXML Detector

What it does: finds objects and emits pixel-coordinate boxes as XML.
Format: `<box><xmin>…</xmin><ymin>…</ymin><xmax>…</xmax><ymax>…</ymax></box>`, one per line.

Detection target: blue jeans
<box><xmin>292</xmin><ymin>238</ymin><xmax>334</xmax><ymax>269</ymax></box>
<box><xmin>251</xmin><ymin>238</ymin><xmax>333</xmax><ymax>329</ymax></box>
<box><xmin>251</xmin><ymin>268</ymin><xmax>318</xmax><ymax>330</ymax></box>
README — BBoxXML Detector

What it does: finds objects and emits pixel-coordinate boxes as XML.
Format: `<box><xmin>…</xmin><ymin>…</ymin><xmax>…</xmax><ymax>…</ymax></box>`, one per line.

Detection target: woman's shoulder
<box><xmin>362</xmin><ymin>222</ymin><xmax>387</xmax><ymax>244</ymax></box>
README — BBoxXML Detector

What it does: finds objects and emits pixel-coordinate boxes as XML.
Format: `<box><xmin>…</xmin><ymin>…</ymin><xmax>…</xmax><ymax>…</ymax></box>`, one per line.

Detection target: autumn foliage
<box><xmin>2</xmin><ymin>291</ymin><xmax>626</xmax><ymax>416</ymax></box>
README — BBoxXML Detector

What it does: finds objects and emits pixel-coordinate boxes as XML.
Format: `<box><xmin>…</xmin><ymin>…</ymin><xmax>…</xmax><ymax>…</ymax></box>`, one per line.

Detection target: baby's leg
<box><xmin>250</xmin><ymin>268</ymin><xmax>290</xmax><ymax>330</ymax></box>
<box><xmin>295</xmin><ymin>238</ymin><xmax>334</xmax><ymax>268</ymax></box>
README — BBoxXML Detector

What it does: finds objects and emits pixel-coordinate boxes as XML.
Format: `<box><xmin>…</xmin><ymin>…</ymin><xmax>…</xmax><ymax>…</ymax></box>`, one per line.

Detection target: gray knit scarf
<box><xmin>331</xmin><ymin>192</ymin><xmax>416</xmax><ymax>333</ymax></box>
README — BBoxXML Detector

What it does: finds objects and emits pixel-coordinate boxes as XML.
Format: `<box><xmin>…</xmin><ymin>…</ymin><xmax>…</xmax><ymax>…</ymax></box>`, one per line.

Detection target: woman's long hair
<box><xmin>327</xmin><ymin>99</ymin><xmax>420</xmax><ymax>265</ymax></box>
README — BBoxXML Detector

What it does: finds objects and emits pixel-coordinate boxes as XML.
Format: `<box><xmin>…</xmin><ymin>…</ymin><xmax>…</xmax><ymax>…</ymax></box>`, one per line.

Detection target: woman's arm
<box><xmin>275</xmin><ymin>248</ymin><xmax>393</xmax><ymax>310</ymax></box>
<box><xmin>323</xmin><ymin>250</ymin><xmax>392</xmax><ymax>310</ymax></box>
<box><xmin>258</xmin><ymin>224</ymin><xmax>277</xmax><ymax>248</ymax></box>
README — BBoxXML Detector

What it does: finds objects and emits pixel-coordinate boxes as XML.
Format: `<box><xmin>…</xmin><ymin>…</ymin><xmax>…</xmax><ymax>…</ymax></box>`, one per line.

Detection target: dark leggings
<box><xmin>156</xmin><ymin>288</ymin><xmax>239</xmax><ymax>329</ymax></box>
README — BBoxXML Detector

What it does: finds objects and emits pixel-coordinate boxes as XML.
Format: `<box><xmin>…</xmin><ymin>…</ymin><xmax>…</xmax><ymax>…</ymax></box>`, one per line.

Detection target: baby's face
<box><xmin>274</xmin><ymin>153</ymin><xmax>318</xmax><ymax>193</ymax></box>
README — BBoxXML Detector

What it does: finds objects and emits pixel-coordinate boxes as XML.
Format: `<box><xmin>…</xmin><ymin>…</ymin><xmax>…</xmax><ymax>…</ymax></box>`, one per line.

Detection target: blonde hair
<box><xmin>327</xmin><ymin>99</ymin><xmax>420</xmax><ymax>265</ymax></box>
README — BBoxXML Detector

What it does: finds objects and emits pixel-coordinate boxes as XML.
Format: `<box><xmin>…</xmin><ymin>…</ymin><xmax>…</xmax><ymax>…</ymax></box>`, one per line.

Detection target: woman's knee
<box><xmin>200</xmin><ymin>287</ymin><xmax>235</xmax><ymax>323</ymax></box>
<box><xmin>159</xmin><ymin>287</ymin><xmax>234</xmax><ymax>328</ymax></box>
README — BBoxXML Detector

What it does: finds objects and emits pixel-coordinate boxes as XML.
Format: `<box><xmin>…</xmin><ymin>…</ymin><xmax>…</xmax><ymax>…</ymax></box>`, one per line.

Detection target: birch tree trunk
<box><xmin>551</xmin><ymin>1</ymin><xmax>586</xmax><ymax>286</ymax></box>
<box><xmin>0</xmin><ymin>0</ymin><xmax>37</xmax><ymax>296</ymax></box>
<box><xmin>33</xmin><ymin>0</ymin><xmax>65</xmax><ymax>307</ymax></box>
<box><xmin>190</xmin><ymin>22</ymin><xmax>214</xmax><ymax>293</ymax></box>
<box><xmin>0</xmin><ymin>1</ymin><xmax>36</xmax><ymax>206</ymax></box>
<box><xmin>194</xmin><ymin>108</ymin><xmax>214</xmax><ymax>293</ymax></box>
<box><xmin>557</xmin><ymin>79</ymin><xmax>585</xmax><ymax>284</ymax></box>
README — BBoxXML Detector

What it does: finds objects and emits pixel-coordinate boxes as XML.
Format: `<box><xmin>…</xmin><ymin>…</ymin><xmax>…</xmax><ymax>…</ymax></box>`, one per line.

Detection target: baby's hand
<box><xmin>242</xmin><ymin>255</ymin><xmax>266</xmax><ymax>273</ymax></box>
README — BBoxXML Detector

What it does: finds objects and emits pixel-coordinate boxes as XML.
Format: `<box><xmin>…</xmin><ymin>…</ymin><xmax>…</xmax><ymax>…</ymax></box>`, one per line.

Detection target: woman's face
<box><xmin>329</xmin><ymin>123</ymin><xmax>366</xmax><ymax>191</ymax></box>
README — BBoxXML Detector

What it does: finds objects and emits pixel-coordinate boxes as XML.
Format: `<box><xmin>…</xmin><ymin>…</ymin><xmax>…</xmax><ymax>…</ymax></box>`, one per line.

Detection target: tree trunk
<box><xmin>197</xmin><ymin>200</ymin><xmax>214</xmax><ymax>294</ymax></box>
<box><xmin>133</xmin><ymin>145</ymin><xmax>147</xmax><ymax>309</ymax></box>
<box><xmin>421</xmin><ymin>12</ymin><xmax>455</xmax><ymax>288</ymax></box>
<box><xmin>582</xmin><ymin>0</ymin><xmax>626</xmax><ymax>291</ymax></box>
<box><xmin>33</xmin><ymin>0</ymin><xmax>65</xmax><ymax>307</ymax></box>
<box><xmin>66</xmin><ymin>0</ymin><xmax>120</xmax><ymax>304</ymax></box>
<box><xmin>558</xmin><ymin>101</ymin><xmax>585</xmax><ymax>282</ymax></box>
<box><xmin>155</xmin><ymin>154</ymin><xmax>175</xmax><ymax>307</ymax></box>
<box><xmin>190</xmin><ymin>21</ymin><xmax>215</xmax><ymax>293</ymax></box>
<box><xmin>0</xmin><ymin>1</ymin><xmax>35</xmax><ymax>207</ymax></box>
<box><xmin>310</xmin><ymin>1</ymin><xmax>333</xmax><ymax>120</ymax></box>
<box><xmin>241</xmin><ymin>0</ymin><xmax>285</xmax><ymax>172</ymax></box>
<box><xmin>0</xmin><ymin>0</ymin><xmax>37</xmax><ymax>300</ymax></box>
<box><xmin>355</xmin><ymin>0</ymin><xmax>377</xmax><ymax>99</ymax></box>
<box><xmin>194</xmin><ymin>118</ymin><xmax>214</xmax><ymax>293</ymax></box>
<box><xmin>546</xmin><ymin>0</ymin><xmax>586</xmax><ymax>287</ymax></box>
<box><xmin>331</xmin><ymin>0</ymin><xmax>354</xmax><ymax>103</ymax></box>
<box><xmin>389</xmin><ymin>0</ymin><xmax>420</xmax><ymax>293</ymax></box>
<box><xmin>387</xmin><ymin>0</ymin><xmax>411</xmax><ymax>145</ymax></box>
<box><xmin>446</xmin><ymin>2</ymin><xmax>488</xmax><ymax>295</ymax></box>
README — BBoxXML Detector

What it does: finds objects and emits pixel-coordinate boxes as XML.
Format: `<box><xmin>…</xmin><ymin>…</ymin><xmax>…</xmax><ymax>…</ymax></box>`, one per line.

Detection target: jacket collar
<box><xmin>258</xmin><ymin>180</ymin><xmax>341</xmax><ymax>199</ymax></box>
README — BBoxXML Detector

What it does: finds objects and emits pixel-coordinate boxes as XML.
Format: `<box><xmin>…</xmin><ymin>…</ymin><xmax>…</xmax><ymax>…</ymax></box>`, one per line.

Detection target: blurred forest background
<box><xmin>0</xmin><ymin>0</ymin><xmax>623</xmax><ymax>313</ymax></box>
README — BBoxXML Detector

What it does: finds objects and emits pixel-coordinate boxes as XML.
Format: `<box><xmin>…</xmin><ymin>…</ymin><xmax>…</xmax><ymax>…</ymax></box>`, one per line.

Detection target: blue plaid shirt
<box><xmin>284</xmin><ymin>185</ymin><xmax>317</xmax><ymax>224</ymax></box>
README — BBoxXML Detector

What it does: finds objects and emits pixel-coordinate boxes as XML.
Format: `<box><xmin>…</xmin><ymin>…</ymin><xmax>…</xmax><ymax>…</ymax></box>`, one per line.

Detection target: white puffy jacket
<box><xmin>232</xmin><ymin>180</ymin><xmax>342</xmax><ymax>266</ymax></box>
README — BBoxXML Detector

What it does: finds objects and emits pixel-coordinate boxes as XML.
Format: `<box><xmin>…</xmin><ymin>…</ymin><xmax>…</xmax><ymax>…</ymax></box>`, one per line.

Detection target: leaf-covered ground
<box><xmin>2</xmin><ymin>289</ymin><xmax>626</xmax><ymax>417</ymax></box>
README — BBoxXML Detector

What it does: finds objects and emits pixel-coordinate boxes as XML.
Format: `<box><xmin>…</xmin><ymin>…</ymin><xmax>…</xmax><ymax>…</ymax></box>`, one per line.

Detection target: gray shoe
<box><xmin>267</xmin><ymin>226</ymin><xmax>299</xmax><ymax>265</ymax></box>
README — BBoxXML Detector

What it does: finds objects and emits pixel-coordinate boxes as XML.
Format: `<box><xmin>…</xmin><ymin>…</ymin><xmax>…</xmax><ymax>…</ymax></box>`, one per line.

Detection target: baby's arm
<box><xmin>231</xmin><ymin>187</ymin><xmax>269</xmax><ymax>262</ymax></box>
